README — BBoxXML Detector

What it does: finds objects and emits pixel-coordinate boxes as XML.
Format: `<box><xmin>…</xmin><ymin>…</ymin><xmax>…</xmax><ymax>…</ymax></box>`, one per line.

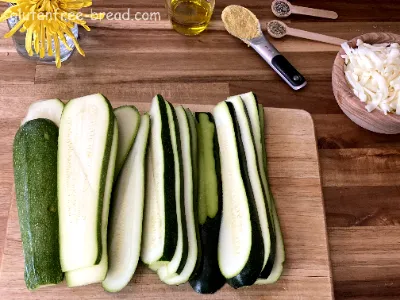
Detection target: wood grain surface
<box><xmin>0</xmin><ymin>0</ymin><xmax>399</xmax><ymax>299</ymax></box>
<box><xmin>0</xmin><ymin>99</ymin><xmax>333</xmax><ymax>299</ymax></box>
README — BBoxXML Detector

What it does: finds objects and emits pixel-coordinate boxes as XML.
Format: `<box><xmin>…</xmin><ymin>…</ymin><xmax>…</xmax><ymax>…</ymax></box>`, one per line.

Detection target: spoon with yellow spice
<box><xmin>222</xmin><ymin>5</ymin><xmax>306</xmax><ymax>90</ymax></box>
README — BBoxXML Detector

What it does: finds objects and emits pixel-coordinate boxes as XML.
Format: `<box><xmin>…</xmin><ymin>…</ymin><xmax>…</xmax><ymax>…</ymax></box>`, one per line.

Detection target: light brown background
<box><xmin>1</xmin><ymin>0</ymin><xmax>400</xmax><ymax>299</ymax></box>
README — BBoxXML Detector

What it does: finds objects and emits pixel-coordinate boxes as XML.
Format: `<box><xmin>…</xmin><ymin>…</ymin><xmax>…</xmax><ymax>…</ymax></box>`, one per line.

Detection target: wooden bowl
<box><xmin>332</xmin><ymin>32</ymin><xmax>400</xmax><ymax>134</ymax></box>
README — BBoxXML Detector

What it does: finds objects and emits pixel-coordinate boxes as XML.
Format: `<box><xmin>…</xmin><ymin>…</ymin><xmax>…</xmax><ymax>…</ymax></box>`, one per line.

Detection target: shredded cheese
<box><xmin>341</xmin><ymin>39</ymin><xmax>400</xmax><ymax>115</ymax></box>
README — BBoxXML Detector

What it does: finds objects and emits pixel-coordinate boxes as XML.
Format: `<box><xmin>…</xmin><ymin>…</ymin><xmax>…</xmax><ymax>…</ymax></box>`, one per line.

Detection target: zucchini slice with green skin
<box><xmin>185</xmin><ymin>108</ymin><xmax>202</xmax><ymax>278</ymax></box>
<box><xmin>58</xmin><ymin>93</ymin><xmax>114</xmax><ymax>272</ymax></box>
<box><xmin>196</xmin><ymin>113</ymin><xmax>219</xmax><ymax>224</ymax></box>
<box><xmin>21</xmin><ymin>99</ymin><xmax>64</xmax><ymax>127</ymax></box>
<box><xmin>156</xmin><ymin>102</ymin><xmax>188</xmax><ymax>277</ymax></box>
<box><xmin>239</xmin><ymin>92</ymin><xmax>277</xmax><ymax>278</ymax></box>
<box><xmin>159</xmin><ymin>106</ymin><xmax>199</xmax><ymax>285</ymax></box>
<box><xmin>241</xmin><ymin>94</ymin><xmax>276</xmax><ymax>277</ymax></box>
<box><xmin>214</xmin><ymin>101</ymin><xmax>264</xmax><ymax>288</ymax></box>
<box><xmin>189</xmin><ymin>113</ymin><xmax>225</xmax><ymax>294</ymax></box>
<box><xmin>13</xmin><ymin>119</ymin><xmax>63</xmax><ymax>290</ymax></box>
<box><xmin>102</xmin><ymin>114</ymin><xmax>151</xmax><ymax>292</ymax></box>
<box><xmin>66</xmin><ymin>119</ymin><xmax>118</xmax><ymax>287</ymax></box>
<box><xmin>258</xmin><ymin>104</ymin><xmax>268</xmax><ymax>171</ymax></box>
<box><xmin>256</xmin><ymin>102</ymin><xmax>285</xmax><ymax>284</ymax></box>
<box><xmin>141</xmin><ymin>95</ymin><xmax>178</xmax><ymax>266</ymax></box>
<box><xmin>113</xmin><ymin>106</ymin><xmax>141</xmax><ymax>177</ymax></box>
<box><xmin>226</xmin><ymin>95</ymin><xmax>271</xmax><ymax>270</ymax></box>
<box><xmin>186</xmin><ymin>109</ymin><xmax>198</xmax><ymax>207</ymax></box>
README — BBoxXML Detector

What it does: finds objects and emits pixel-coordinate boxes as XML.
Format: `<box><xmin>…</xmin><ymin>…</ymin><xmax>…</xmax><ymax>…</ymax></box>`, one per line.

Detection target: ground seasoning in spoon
<box><xmin>267</xmin><ymin>20</ymin><xmax>287</xmax><ymax>38</ymax></box>
<box><xmin>221</xmin><ymin>5</ymin><xmax>261</xmax><ymax>41</ymax></box>
<box><xmin>272</xmin><ymin>0</ymin><xmax>291</xmax><ymax>17</ymax></box>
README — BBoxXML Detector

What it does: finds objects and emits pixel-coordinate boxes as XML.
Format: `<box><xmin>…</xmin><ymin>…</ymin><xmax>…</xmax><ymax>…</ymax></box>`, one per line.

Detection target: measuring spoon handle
<box><xmin>250</xmin><ymin>35</ymin><xmax>307</xmax><ymax>90</ymax></box>
<box><xmin>286</xmin><ymin>27</ymin><xmax>346</xmax><ymax>45</ymax></box>
<box><xmin>290</xmin><ymin>5</ymin><xmax>338</xmax><ymax>19</ymax></box>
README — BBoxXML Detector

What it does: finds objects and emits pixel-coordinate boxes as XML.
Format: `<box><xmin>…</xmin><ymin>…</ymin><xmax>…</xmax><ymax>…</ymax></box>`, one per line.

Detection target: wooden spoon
<box><xmin>267</xmin><ymin>20</ymin><xmax>346</xmax><ymax>46</ymax></box>
<box><xmin>271</xmin><ymin>0</ymin><xmax>338</xmax><ymax>19</ymax></box>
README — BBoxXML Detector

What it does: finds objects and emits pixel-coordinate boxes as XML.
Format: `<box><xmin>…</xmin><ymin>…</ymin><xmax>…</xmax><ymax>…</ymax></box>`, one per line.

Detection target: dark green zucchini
<box><xmin>189</xmin><ymin>112</ymin><xmax>225</xmax><ymax>294</ymax></box>
<box><xmin>13</xmin><ymin>118</ymin><xmax>63</xmax><ymax>290</ymax></box>
<box><xmin>214</xmin><ymin>101</ymin><xmax>264</xmax><ymax>289</ymax></box>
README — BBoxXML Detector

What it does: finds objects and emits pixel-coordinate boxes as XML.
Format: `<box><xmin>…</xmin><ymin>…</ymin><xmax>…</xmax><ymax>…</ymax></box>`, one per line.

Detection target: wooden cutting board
<box><xmin>0</xmin><ymin>84</ymin><xmax>333</xmax><ymax>299</ymax></box>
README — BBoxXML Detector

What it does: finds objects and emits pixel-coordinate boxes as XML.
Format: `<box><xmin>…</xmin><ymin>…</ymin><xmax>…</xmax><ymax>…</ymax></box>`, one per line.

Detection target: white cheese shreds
<box><xmin>341</xmin><ymin>39</ymin><xmax>400</xmax><ymax>115</ymax></box>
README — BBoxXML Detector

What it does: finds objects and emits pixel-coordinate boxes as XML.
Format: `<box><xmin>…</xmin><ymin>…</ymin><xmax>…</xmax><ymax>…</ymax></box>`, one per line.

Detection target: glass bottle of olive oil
<box><xmin>166</xmin><ymin>0</ymin><xmax>215</xmax><ymax>36</ymax></box>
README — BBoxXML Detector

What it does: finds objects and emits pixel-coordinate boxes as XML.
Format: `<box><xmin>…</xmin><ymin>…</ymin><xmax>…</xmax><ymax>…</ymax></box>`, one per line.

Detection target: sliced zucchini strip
<box><xmin>141</xmin><ymin>95</ymin><xmax>178</xmax><ymax>265</ymax></box>
<box><xmin>226</xmin><ymin>95</ymin><xmax>271</xmax><ymax>269</ymax></box>
<box><xmin>214</xmin><ymin>101</ymin><xmax>264</xmax><ymax>288</ymax></box>
<box><xmin>255</xmin><ymin>102</ymin><xmax>285</xmax><ymax>284</ymax></box>
<box><xmin>156</xmin><ymin>102</ymin><xmax>187</xmax><ymax>277</ymax></box>
<box><xmin>189</xmin><ymin>112</ymin><xmax>225</xmax><ymax>294</ymax></box>
<box><xmin>21</xmin><ymin>99</ymin><xmax>64</xmax><ymax>127</ymax></box>
<box><xmin>102</xmin><ymin>114</ymin><xmax>150</xmax><ymax>292</ymax></box>
<box><xmin>58</xmin><ymin>93</ymin><xmax>114</xmax><ymax>272</ymax></box>
<box><xmin>159</xmin><ymin>106</ymin><xmax>199</xmax><ymax>285</ymax></box>
<box><xmin>113</xmin><ymin>105</ymin><xmax>141</xmax><ymax>177</ymax></box>
<box><xmin>66</xmin><ymin>119</ymin><xmax>118</xmax><ymax>287</ymax></box>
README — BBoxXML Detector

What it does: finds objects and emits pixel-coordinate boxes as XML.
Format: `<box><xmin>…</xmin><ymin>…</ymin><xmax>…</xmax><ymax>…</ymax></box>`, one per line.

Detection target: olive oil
<box><xmin>168</xmin><ymin>0</ymin><xmax>214</xmax><ymax>36</ymax></box>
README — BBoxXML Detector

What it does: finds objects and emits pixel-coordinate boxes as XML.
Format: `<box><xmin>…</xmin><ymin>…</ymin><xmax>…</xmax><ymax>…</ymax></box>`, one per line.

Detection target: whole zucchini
<box><xmin>13</xmin><ymin>118</ymin><xmax>63</xmax><ymax>290</ymax></box>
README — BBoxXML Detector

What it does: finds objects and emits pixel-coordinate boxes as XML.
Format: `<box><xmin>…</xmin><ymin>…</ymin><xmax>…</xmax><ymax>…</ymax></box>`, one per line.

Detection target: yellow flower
<box><xmin>0</xmin><ymin>0</ymin><xmax>104</xmax><ymax>68</ymax></box>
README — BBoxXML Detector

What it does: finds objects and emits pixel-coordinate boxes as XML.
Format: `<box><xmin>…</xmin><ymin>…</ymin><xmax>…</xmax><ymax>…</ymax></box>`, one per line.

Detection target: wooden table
<box><xmin>1</xmin><ymin>0</ymin><xmax>400</xmax><ymax>299</ymax></box>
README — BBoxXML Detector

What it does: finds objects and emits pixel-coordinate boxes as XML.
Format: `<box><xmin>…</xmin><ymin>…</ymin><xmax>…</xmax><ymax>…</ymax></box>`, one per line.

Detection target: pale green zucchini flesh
<box><xmin>113</xmin><ymin>106</ymin><xmax>141</xmax><ymax>177</ymax></box>
<box><xmin>21</xmin><ymin>99</ymin><xmax>64</xmax><ymax>127</ymax></box>
<box><xmin>102</xmin><ymin>114</ymin><xmax>150</xmax><ymax>293</ymax></box>
<box><xmin>65</xmin><ymin>119</ymin><xmax>118</xmax><ymax>287</ymax></box>
<box><xmin>196</xmin><ymin>113</ymin><xmax>219</xmax><ymax>225</ymax></box>
<box><xmin>58</xmin><ymin>93</ymin><xmax>114</xmax><ymax>272</ymax></box>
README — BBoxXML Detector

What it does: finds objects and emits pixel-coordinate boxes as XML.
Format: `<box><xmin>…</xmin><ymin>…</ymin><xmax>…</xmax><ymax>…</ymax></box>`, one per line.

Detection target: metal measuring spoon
<box><xmin>267</xmin><ymin>20</ymin><xmax>346</xmax><ymax>46</ymax></box>
<box><xmin>271</xmin><ymin>0</ymin><xmax>338</xmax><ymax>19</ymax></box>
<box><xmin>240</xmin><ymin>22</ymin><xmax>307</xmax><ymax>90</ymax></box>
<box><xmin>222</xmin><ymin>6</ymin><xmax>307</xmax><ymax>91</ymax></box>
